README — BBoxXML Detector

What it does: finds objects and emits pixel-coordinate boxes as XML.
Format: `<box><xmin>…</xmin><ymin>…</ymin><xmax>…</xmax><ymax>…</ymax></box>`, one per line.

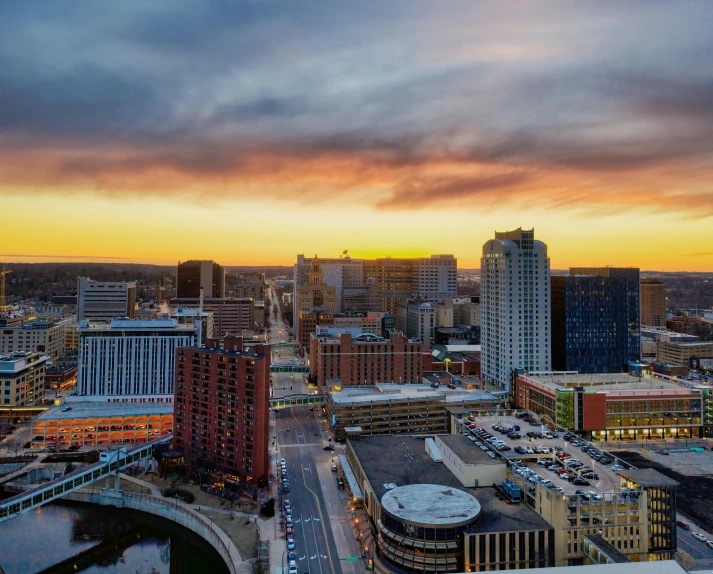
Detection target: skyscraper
<box><xmin>641</xmin><ymin>278</ymin><xmax>667</xmax><ymax>328</ymax></box>
<box><xmin>551</xmin><ymin>275</ymin><xmax>636</xmax><ymax>373</ymax></box>
<box><xmin>176</xmin><ymin>260</ymin><xmax>225</xmax><ymax>298</ymax></box>
<box><xmin>295</xmin><ymin>255</ymin><xmax>338</xmax><ymax>347</ymax></box>
<box><xmin>569</xmin><ymin>266</ymin><xmax>641</xmax><ymax>362</ymax></box>
<box><xmin>77</xmin><ymin>277</ymin><xmax>136</xmax><ymax>322</ymax></box>
<box><xmin>481</xmin><ymin>228</ymin><xmax>550</xmax><ymax>391</ymax></box>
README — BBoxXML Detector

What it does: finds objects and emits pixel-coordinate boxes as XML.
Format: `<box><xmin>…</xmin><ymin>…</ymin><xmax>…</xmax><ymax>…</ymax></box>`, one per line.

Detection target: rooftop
<box><xmin>521</xmin><ymin>372</ymin><xmax>704</xmax><ymax>393</ymax></box>
<box><xmin>328</xmin><ymin>383</ymin><xmax>498</xmax><ymax>406</ymax></box>
<box><xmin>437</xmin><ymin>434</ymin><xmax>502</xmax><ymax>465</ymax></box>
<box><xmin>381</xmin><ymin>484</ymin><xmax>481</xmax><ymax>526</ymax></box>
<box><xmin>80</xmin><ymin>319</ymin><xmax>197</xmax><ymax>331</ymax></box>
<box><xmin>35</xmin><ymin>401</ymin><xmax>174</xmax><ymax>421</ymax></box>
<box><xmin>348</xmin><ymin>434</ymin><xmax>551</xmax><ymax>533</ymax></box>
<box><xmin>617</xmin><ymin>468</ymin><xmax>679</xmax><ymax>487</ymax></box>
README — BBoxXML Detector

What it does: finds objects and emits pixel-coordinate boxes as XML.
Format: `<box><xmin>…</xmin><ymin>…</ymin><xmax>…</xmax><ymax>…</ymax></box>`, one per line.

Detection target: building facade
<box><xmin>77</xmin><ymin>277</ymin><xmax>136</xmax><ymax>322</ymax></box>
<box><xmin>641</xmin><ymin>279</ymin><xmax>667</xmax><ymax>329</ymax></box>
<box><xmin>657</xmin><ymin>340</ymin><xmax>713</xmax><ymax>366</ymax></box>
<box><xmin>481</xmin><ymin>228</ymin><xmax>551</xmax><ymax>391</ymax></box>
<box><xmin>177</xmin><ymin>260</ymin><xmax>226</xmax><ymax>298</ymax></box>
<box><xmin>0</xmin><ymin>351</ymin><xmax>47</xmax><ymax>407</ymax></box>
<box><xmin>235</xmin><ymin>282</ymin><xmax>265</xmax><ymax>300</ymax></box>
<box><xmin>174</xmin><ymin>337</ymin><xmax>270</xmax><ymax>485</ymax></box>
<box><xmin>309</xmin><ymin>331</ymin><xmax>422</xmax><ymax>386</ymax></box>
<box><xmin>513</xmin><ymin>371</ymin><xmax>711</xmax><ymax>440</ymax></box>
<box><xmin>569</xmin><ymin>267</ymin><xmax>640</xmax><ymax>363</ymax></box>
<box><xmin>295</xmin><ymin>256</ymin><xmax>338</xmax><ymax>347</ymax></box>
<box><xmin>77</xmin><ymin>319</ymin><xmax>198</xmax><ymax>400</ymax></box>
<box><xmin>169</xmin><ymin>298</ymin><xmax>253</xmax><ymax>337</ymax></box>
<box><xmin>0</xmin><ymin>315</ymin><xmax>68</xmax><ymax>360</ymax></box>
<box><xmin>170</xmin><ymin>307</ymin><xmax>215</xmax><ymax>344</ymax></box>
<box><xmin>396</xmin><ymin>301</ymin><xmax>436</xmax><ymax>349</ymax></box>
<box><xmin>551</xmin><ymin>275</ymin><xmax>638</xmax><ymax>373</ymax></box>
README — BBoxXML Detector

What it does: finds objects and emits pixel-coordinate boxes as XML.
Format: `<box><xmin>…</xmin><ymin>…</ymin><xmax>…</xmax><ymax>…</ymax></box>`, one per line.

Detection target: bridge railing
<box><xmin>0</xmin><ymin>437</ymin><xmax>170</xmax><ymax>522</ymax></box>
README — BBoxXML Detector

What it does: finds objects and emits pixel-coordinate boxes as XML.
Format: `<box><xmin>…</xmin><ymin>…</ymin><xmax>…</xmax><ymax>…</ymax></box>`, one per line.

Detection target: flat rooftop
<box><xmin>522</xmin><ymin>372</ymin><xmax>703</xmax><ymax>393</ymax></box>
<box><xmin>617</xmin><ymin>468</ymin><xmax>679</xmax><ymax>487</ymax></box>
<box><xmin>437</xmin><ymin>434</ymin><xmax>502</xmax><ymax>465</ymax></box>
<box><xmin>328</xmin><ymin>383</ymin><xmax>498</xmax><ymax>405</ymax></box>
<box><xmin>381</xmin><ymin>484</ymin><xmax>481</xmax><ymax>525</ymax></box>
<box><xmin>348</xmin><ymin>435</ymin><xmax>551</xmax><ymax>533</ymax></box>
<box><xmin>35</xmin><ymin>402</ymin><xmax>174</xmax><ymax>421</ymax></box>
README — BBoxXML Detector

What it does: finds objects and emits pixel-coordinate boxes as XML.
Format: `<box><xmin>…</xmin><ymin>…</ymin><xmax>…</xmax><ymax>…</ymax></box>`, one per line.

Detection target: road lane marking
<box><xmin>291</xmin><ymin>408</ymin><xmax>337</xmax><ymax>574</ymax></box>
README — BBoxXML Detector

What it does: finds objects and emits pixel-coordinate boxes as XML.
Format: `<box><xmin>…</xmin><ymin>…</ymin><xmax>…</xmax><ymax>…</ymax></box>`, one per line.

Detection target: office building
<box><xmin>641</xmin><ymin>279</ymin><xmax>667</xmax><ymax>328</ymax></box>
<box><xmin>77</xmin><ymin>278</ymin><xmax>136</xmax><ymax>322</ymax></box>
<box><xmin>0</xmin><ymin>315</ymin><xmax>68</xmax><ymax>360</ymax></box>
<box><xmin>396</xmin><ymin>301</ymin><xmax>436</xmax><ymax>348</ymax></box>
<box><xmin>295</xmin><ymin>256</ymin><xmax>338</xmax><ymax>347</ymax></box>
<box><xmin>513</xmin><ymin>370</ymin><xmax>711</xmax><ymax>440</ymax></box>
<box><xmin>481</xmin><ymin>228</ymin><xmax>551</xmax><ymax>391</ymax></box>
<box><xmin>324</xmin><ymin>379</ymin><xmax>500</xmax><ymax>440</ymax></box>
<box><xmin>45</xmin><ymin>357</ymin><xmax>78</xmax><ymax>390</ymax></box>
<box><xmin>551</xmin><ymin>275</ymin><xmax>638</xmax><ymax>373</ymax></box>
<box><xmin>31</xmin><ymin>401</ymin><xmax>173</xmax><ymax>448</ymax></box>
<box><xmin>294</xmin><ymin>254</ymin><xmax>457</xmax><ymax>316</ymax></box>
<box><xmin>332</xmin><ymin>312</ymin><xmax>383</xmax><ymax>336</ymax></box>
<box><xmin>436</xmin><ymin>297</ymin><xmax>481</xmax><ymax>329</ymax></box>
<box><xmin>170</xmin><ymin>307</ymin><xmax>215</xmax><ymax>344</ymax></box>
<box><xmin>294</xmin><ymin>254</ymin><xmax>364</xmax><ymax>311</ymax></box>
<box><xmin>77</xmin><ymin>319</ymin><xmax>198</xmax><ymax>401</ymax></box>
<box><xmin>657</xmin><ymin>340</ymin><xmax>713</xmax><ymax>366</ymax></box>
<box><xmin>169</xmin><ymin>298</ymin><xmax>253</xmax><ymax>337</ymax></box>
<box><xmin>309</xmin><ymin>331</ymin><xmax>422</xmax><ymax>386</ymax></box>
<box><xmin>0</xmin><ymin>352</ymin><xmax>47</xmax><ymax>407</ymax></box>
<box><xmin>363</xmin><ymin>255</ymin><xmax>458</xmax><ymax>315</ymax></box>
<box><xmin>235</xmin><ymin>281</ymin><xmax>265</xmax><ymax>300</ymax></box>
<box><xmin>344</xmin><ymin>434</ymin><xmax>554</xmax><ymax>573</ymax></box>
<box><xmin>174</xmin><ymin>337</ymin><xmax>271</xmax><ymax>485</ymax></box>
<box><xmin>176</xmin><ymin>260</ymin><xmax>225</xmax><ymax>298</ymax></box>
<box><xmin>569</xmin><ymin>267</ymin><xmax>640</xmax><ymax>361</ymax></box>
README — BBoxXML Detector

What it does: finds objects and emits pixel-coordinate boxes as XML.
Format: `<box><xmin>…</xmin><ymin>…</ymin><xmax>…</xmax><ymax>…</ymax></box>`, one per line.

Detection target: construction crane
<box><xmin>0</xmin><ymin>264</ymin><xmax>11</xmax><ymax>307</ymax></box>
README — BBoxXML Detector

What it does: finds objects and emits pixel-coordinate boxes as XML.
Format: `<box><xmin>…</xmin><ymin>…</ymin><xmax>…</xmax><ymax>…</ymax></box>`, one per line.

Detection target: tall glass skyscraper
<box><xmin>481</xmin><ymin>228</ymin><xmax>551</xmax><ymax>391</ymax></box>
<box><xmin>552</xmin><ymin>267</ymin><xmax>641</xmax><ymax>373</ymax></box>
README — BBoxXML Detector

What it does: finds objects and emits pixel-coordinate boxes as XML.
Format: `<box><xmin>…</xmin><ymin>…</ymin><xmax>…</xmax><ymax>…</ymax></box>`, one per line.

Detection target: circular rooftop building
<box><xmin>377</xmin><ymin>484</ymin><xmax>482</xmax><ymax>573</ymax></box>
<box><xmin>381</xmin><ymin>484</ymin><xmax>481</xmax><ymax>527</ymax></box>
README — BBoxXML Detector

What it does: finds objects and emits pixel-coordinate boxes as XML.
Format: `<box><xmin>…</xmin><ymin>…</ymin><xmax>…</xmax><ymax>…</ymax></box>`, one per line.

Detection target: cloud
<box><xmin>0</xmin><ymin>1</ymin><xmax>712</xmax><ymax>217</ymax></box>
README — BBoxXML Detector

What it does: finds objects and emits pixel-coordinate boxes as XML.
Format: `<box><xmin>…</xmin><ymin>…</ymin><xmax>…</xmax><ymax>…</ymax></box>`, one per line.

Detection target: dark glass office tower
<box><xmin>552</xmin><ymin>267</ymin><xmax>641</xmax><ymax>373</ymax></box>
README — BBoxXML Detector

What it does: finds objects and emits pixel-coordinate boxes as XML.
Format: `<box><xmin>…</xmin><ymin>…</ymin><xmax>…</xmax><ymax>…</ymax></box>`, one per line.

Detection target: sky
<box><xmin>1</xmin><ymin>1</ymin><xmax>713</xmax><ymax>271</ymax></box>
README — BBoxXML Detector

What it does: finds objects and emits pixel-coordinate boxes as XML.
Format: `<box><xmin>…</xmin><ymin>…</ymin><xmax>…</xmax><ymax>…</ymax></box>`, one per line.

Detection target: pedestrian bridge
<box><xmin>0</xmin><ymin>435</ymin><xmax>171</xmax><ymax>523</ymax></box>
<box><xmin>270</xmin><ymin>394</ymin><xmax>324</xmax><ymax>409</ymax></box>
<box><xmin>270</xmin><ymin>365</ymin><xmax>309</xmax><ymax>373</ymax></box>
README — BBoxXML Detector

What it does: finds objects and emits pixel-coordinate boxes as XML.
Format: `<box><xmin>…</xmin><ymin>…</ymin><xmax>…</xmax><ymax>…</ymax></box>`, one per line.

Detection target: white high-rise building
<box><xmin>76</xmin><ymin>319</ymin><xmax>198</xmax><ymax>401</ymax></box>
<box><xmin>77</xmin><ymin>277</ymin><xmax>136</xmax><ymax>322</ymax></box>
<box><xmin>481</xmin><ymin>228</ymin><xmax>550</xmax><ymax>391</ymax></box>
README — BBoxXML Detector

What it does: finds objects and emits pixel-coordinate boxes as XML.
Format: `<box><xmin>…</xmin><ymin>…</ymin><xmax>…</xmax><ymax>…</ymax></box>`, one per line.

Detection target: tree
<box><xmin>252</xmin><ymin>559</ymin><xmax>266</xmax><ymax>574</ymax></box>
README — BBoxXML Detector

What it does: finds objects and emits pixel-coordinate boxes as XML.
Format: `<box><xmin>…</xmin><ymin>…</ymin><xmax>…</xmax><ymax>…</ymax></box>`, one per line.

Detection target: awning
<box><xmin>337</xmin><ymin>454</ymin><xmax>363</xmax><ymax>500</ymax></box>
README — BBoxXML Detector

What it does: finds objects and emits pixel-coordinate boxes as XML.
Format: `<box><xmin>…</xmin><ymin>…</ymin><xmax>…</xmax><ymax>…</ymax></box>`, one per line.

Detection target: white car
<box><xmin>611</xmin><ymin>464</ymin><xmax>625</xmax><ymax>471</ymax></box>
<box><xmin>692</xmin><ymin>532</ymin><xmax>707</xmax><ymax>542</ymax></box>
<box><xmin>707</xmin><ymin>540</ymin><xmax>713</xmax><ymax>549</ymax></box>
<box><xmin>287</xmin><ymin>537</ymin><xmax>295</xmax><ymax>550</ymax></box>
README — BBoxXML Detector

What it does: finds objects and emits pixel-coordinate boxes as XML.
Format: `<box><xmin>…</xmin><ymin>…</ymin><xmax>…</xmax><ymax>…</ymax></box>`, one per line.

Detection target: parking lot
<box><xmin>463</xmin><ymin>414</ymin><xmax>625</xmax><ymax>495</ymax></box>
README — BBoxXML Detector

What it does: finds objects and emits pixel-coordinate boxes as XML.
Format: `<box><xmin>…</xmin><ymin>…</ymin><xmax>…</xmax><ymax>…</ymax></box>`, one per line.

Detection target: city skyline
<box><xmin>2</xmin><ymin>1</ymin><xmax>713</xmax><ymax>270</ymax></box>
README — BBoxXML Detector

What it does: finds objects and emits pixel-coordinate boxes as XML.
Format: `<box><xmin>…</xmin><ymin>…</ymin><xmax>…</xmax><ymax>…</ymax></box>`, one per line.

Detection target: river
<box><xmin>0</xmin><ymin>501</ymin><xmax>230</xmax><ymax>574</ymax></box>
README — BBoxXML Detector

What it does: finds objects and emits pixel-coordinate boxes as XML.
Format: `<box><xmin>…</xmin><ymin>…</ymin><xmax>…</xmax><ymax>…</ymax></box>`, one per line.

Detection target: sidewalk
<box><xmin>265</xmin><ymin>408</ymin><xmax>287</xmax><ymax>573</ymax></box>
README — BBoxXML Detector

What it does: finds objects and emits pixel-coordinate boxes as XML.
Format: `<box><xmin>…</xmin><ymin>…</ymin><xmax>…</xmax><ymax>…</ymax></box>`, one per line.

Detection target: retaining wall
<box><xmin>66</xmin><ymin>490</ymin><xmax>243</xmax><ymax>574</ymax></box>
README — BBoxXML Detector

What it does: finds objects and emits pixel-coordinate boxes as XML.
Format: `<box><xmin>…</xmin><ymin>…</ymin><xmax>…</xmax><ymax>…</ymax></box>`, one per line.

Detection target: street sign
<box><xmin>345</xmin><ymin>557</ymin><xmax>359</xmax><ymax>562</ymax></box>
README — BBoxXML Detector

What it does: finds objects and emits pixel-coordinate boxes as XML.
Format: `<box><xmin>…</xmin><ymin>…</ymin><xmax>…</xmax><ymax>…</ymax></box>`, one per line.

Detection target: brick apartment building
<box><xmin>174</xmin><ymin>337</ymin><xmax>270</xmax><ymax>486</ymax></box>
<box><xmin>309</xmin><ymin>331</ymin><xmax>422</xmax><ymax>386</ymax></box>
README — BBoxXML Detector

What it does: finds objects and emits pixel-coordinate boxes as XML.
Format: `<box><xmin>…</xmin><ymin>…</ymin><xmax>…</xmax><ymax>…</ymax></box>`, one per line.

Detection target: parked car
<box><xmin>572</xmin><ymin>478</ymin><xmax>591</xmax><ymax>486</ymax></box>
<box><xmin>287</xmin><ymin>538</ymin><xmax>295</xmax><ymax>550</ymax></box>
<box><xmin>331</xmin><ymin>464</ymin><xmax>338</xmax><ymax>472</ymax></box>
<box><xmin>508</xmin><ymin>433</ymin><xmax>522</xmax><ymax>440</ymax></box>
<box><xmin>337</xmin><ymin>476</ymin><xmax>344</xmax><ymax>489</ymax></box>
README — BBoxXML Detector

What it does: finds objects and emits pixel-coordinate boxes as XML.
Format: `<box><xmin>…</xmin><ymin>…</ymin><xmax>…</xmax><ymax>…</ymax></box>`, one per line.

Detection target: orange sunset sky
<box><xmin>1</xmin><ymin>2</ymin><xmax>712</xmax><ymax>271</ymax></box>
